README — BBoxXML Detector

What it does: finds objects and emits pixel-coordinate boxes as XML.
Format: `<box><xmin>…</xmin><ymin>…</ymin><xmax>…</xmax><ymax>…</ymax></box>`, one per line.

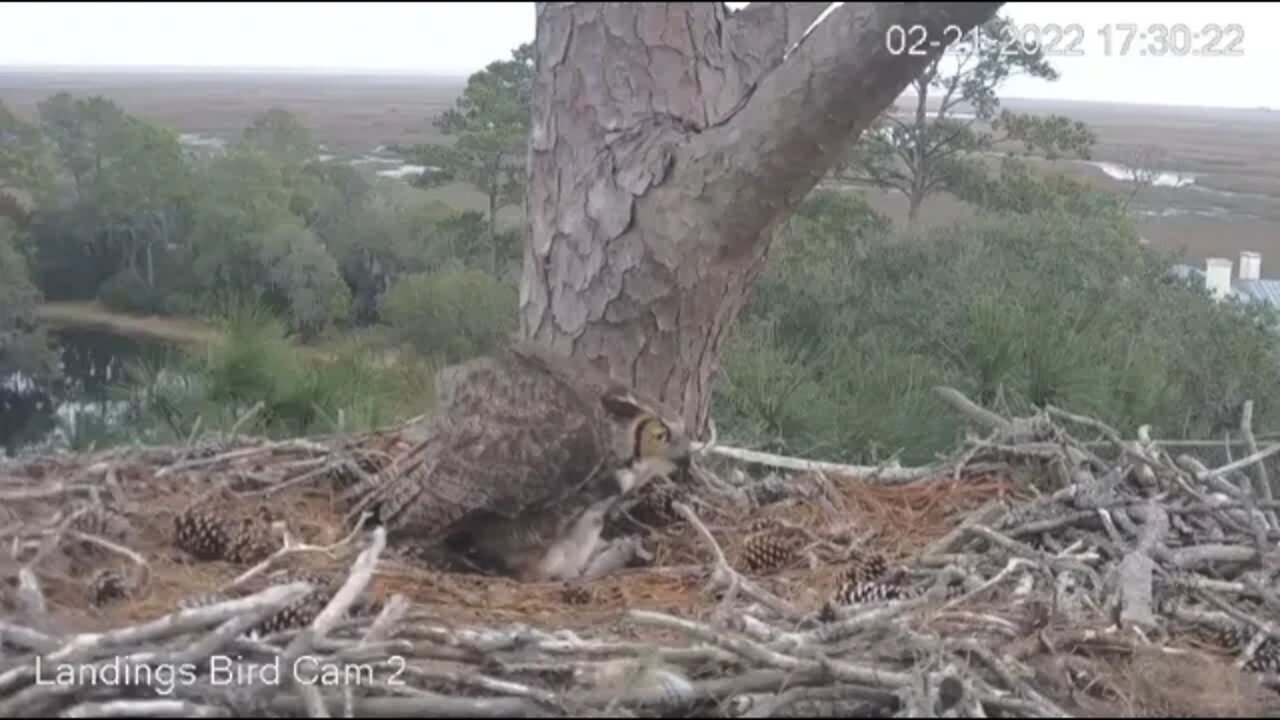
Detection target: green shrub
<box><xmin>717</xmin><ymin>189</ymin><xmax>1280</xmax><ymax>465</ymax></box>
<box><xmin>380</xmin><ymin>268</ymin><xmax>516</xmax><ymax>364</ymax></box>
<box><xmin>0</xmin><ymin>225</ymin><xmax>56</xmax><ymax>379</ymax></box>
<box><xmin>98</xmin><ymin>269</ymin><xmax>167</xmax><ymax>315</ymax></box>
<box><xmin>116</xmin><ymin>301</ymin><xmax>440</xmax><ymax>442</ymax></box>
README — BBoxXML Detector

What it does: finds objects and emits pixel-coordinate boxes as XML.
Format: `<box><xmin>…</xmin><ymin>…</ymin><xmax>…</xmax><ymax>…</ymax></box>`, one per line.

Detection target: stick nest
<box><xmin>4</xmin><ymin>389</ymin><xmax>1280</xmax><ymax>717</ymax></box>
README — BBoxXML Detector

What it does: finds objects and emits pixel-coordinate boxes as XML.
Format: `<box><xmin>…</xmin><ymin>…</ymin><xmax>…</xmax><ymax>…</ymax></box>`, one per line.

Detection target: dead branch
<box><xmin>671</xmin><ymin>501</ymin><xmax>798</xmax><ymax>620</ymax></box>
<box><xmin>696</xmin><ymin>444</ymin><xmax>936</xmax><ymax>483</ymax></box>
<box><xmin>60</xmin><ymin>700</ymin><xmax>230</xmax><ymax>717</ymax></box>
<box><xmin>1239</xmin><ymin>400</ymin><xmax>1279</xmax><ymax>530</ymax></box>
<box><xmin>1199</xmin><ymin>442</ymin><xmax>1280</xmax><ymax>483</ymax></box>
<box><xmin>934</xmin><ymin>386</ymin><xmax>1013</xmax><ymax>433</ymax></box>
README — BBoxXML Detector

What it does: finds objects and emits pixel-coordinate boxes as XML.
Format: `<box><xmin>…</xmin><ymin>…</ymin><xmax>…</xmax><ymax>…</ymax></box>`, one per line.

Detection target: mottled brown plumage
<box><xmin>346</xmin><ymin>342</ymin><xmax>694</xmax><ymax>582</ymax></box>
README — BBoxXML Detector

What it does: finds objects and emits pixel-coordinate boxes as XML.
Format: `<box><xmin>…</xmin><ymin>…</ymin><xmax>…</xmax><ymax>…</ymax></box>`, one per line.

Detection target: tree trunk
<box><xmin>519</xmin><ymin>1</ymin><xmax>1001</xmax><ymax>434</ymax></box>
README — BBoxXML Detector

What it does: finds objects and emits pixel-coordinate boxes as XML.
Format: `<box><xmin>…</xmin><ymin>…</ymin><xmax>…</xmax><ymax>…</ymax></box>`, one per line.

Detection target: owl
<box><xmin>345</xmin><ymin>341</ymin><xmax>694</xmax><ymax>583</ymax></box>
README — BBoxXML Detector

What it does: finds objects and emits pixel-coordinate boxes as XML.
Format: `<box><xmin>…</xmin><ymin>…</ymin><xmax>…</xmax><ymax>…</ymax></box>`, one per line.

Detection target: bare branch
<box><xmin>1239</xmin><ymin>401</ymin><xmax>1278</xmax><ymax>529</ymax></box>
<box><xmin>696</xmin><ymin>443</ymin><xmax>936</xmax><ymax>483</ymax></box>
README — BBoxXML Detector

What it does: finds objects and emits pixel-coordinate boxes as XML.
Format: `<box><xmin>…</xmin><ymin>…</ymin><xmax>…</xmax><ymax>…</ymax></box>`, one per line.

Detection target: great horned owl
<box><xmin>347</xmin><ymin>341</ymin><xmax>693</xmax><ymax>583</ymax></box>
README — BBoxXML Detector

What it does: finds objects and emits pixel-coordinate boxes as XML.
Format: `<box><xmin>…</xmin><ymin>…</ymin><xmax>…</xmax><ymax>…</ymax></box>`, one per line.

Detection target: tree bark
<box><xmin>520</xmin><ymin>1</ymin><xmax>1002</xmax><ymax>434</ymax></box>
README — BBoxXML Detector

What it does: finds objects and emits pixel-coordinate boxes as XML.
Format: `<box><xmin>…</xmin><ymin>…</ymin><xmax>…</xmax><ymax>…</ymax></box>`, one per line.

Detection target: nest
<box><xmin>3</xmin><ymin>388</ymin><xmax>1280</xmax><ymax>717</ymax></box>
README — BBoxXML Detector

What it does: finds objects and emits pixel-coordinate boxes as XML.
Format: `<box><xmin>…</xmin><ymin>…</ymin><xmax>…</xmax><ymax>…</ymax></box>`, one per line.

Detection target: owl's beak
<box><xmin>674</xmin><ymin>454</ymin><xmax>692</xmax><ymax>475</ymax></box>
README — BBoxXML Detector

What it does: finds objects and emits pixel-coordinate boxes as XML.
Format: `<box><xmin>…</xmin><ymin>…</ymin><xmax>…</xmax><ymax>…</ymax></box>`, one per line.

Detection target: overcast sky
<box><xmin>1</xmin><ymin>2</ymin><xmax>1275</xmax><ymax>109</ymax></box>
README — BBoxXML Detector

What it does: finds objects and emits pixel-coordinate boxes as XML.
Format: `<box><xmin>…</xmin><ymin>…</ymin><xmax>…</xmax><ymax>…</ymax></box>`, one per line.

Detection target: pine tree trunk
<box><xmin>519</xmin><ymin>1</ymin><xmax>1000</xmax><ymax>434</ymax></box>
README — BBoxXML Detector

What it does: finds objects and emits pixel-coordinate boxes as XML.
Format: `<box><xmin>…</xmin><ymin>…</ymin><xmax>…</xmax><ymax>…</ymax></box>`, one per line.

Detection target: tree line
<box><xmin>3</xmin><ymin>8</ymin><xmax>1279</xmax><ymax>464</ymax></box>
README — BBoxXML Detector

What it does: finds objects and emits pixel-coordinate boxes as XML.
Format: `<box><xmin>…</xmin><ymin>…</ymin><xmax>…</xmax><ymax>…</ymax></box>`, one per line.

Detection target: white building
<box><xmin>1170</xmin><ymin>251</ymin><xmax>1280</xmax><ymax>307</ymax></box>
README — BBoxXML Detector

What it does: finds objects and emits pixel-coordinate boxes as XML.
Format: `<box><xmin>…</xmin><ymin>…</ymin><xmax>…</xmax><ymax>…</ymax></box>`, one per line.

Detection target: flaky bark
<box><xmin>520</xmin><ymin>2</ymin><xmax>1002</xmax><ymax>433</ymax></box>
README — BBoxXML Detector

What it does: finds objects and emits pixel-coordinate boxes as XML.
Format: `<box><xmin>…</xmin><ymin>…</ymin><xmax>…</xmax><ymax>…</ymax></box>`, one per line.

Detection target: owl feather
<box><xmin>344</xmin><ymin>342</ymin><xmax>691</xmax><ymax>579</ymax></box>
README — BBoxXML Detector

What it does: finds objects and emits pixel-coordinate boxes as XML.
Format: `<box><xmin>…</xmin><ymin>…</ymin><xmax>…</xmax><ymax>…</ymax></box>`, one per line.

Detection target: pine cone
<box><xmin>86</xmin><ymin>569</ymin><xmax>130</xmax><ymax>608</ymax></box>
<box><xmin>224</xmin><ymin>513</ymin><xmax>277</xmax><ymax>564</ymax></box>
<box><xmin>1213</xmin><ymin>622</ymin><xmax>1252</xmax><ymax>651</ymax></box>
<box><xmin>173</xmin><ymin>494</ymin><xmax>277</xmax><ymax>564</ymax></box>
<box><xmin>251</xmin><ymin>573</ymin><xmax>336</xmax><ymax>637</ymax></box>
<box><xmin>832</xmin><ymin>553</ymin><xmax>917</xmax><ymax>606</ymax></box>
<box><xmin>628</xmin><ymin>479</ymin><xmax>687</xmax><ymax>528</ymax></box>
<box><xmin>841</xmin><ymin>552</ymin><xmax>889</xmax><ymax>586</ymax></box>
<box><xmin>174</xmin><ymin>508</ymin><xmax>233</xmax><ymax>561</ymax></box>
<box><xmin>1245</xmin><ymin>639</ymin><xmax>1280</xmax><ymax>673</ymax></box>
<box><xmin>65</xmin><ymin>504</ymin><xmax>137</xmax><ymax>566</ymax></box>
<box><xmin>740</xmin><ymin>527</ymin><xmax>806</xmax><ymax>574</ymax></box>
<box><xmin>835</xmin><ymin>579</ymin><xmax>911</xmax><ymax>605</ymax></box>
<box><xmin>561</xmin><ymin>583</ymin><xmax>593</xmax><ymax>606</ymax></box>
<box><xmin>69</xmin><ymin>504</ymin><xmax>135</xmax><ymax>543</ymax></box>
<box><xmin>944</xmin><ymin>578</ymin><xmax>966</xmax><ymax>601</ymax></box>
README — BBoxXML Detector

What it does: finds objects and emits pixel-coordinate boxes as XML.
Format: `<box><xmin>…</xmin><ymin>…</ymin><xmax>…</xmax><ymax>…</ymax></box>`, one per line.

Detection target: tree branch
<box><xmin>936</xmin><ymin>49</ymin><xmax>975</xmax><ymax>116</ymax></box>
<box><xmin>687</xmin><ymin>1</ymin><xmax>1004</xmax><ymax>249</ymax></box>
<box><xmin>727</xmin><ymin>3</ymin><xmax>836</xmax><ymax>80</ymax></box>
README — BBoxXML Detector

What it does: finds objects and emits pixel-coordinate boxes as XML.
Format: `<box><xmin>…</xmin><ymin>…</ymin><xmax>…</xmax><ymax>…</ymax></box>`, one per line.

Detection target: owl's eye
<box><xmin>648</xmin><ymin>421</ymin><xmax>669</xmax><ymax>443</ymax></box>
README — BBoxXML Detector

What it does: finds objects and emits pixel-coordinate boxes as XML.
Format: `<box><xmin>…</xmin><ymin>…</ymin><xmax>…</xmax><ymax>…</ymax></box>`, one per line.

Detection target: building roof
<box><xmin>1235</xmin><ymin>279</ymin><xmax>1280</xmax><ymax>307</ymax></box>
<box><xmin>1168</xmin><ymin>263</ymin><xmax>1203</xmax><ymax>281</ymax></box>
<box><xmin>1167</xmin><ymin>263</ymin><xmax>1259</xmax><ymax>303</ymax></box>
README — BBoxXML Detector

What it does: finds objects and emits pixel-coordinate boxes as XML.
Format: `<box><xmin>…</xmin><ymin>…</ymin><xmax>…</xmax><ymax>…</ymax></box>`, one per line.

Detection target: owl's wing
<box><xmin>361</xmin><ymin>349</ymin><xmax>613</xmax><ymax>541</ymax></box>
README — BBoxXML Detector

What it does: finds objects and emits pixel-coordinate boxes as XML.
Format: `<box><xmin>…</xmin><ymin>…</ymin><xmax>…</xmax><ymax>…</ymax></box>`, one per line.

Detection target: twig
<box><xmin>627</xmin><ymin>610</ymin><xmax>810</xmax><ymax>672</ymax></box>
<box><xmin>0</xmin><ymin>583</ymin><xmax>312</xmax><ymax>713</ymax></box>
<box><xmin>937</xmin><ymin>557</ymin><xmax>1033</xmax><ymax>612</ymax></box>
<box><xmin>266</xmin><ymin>694</ymin><xmax>552</xmax><ymax>718</ymax></box>
<box><xmin>65</xmin><ymin>529</ymin><xmax>151</xmax><ymax>592</ymax></box>
<box><xmin>1198</xmin><ymin>442</ymin><xmax>1280</xmax><ymax>483</ymax></box>
<box><xmin>627</xmin><ymin>609</ymin><xmax>922</xmax><ymax>690</ymax></box>
<box><xmin>219</xmin><ymin>512</ymin><xmax>369</xmax><ymax>594</ymax></box>
<box><xmin>693</xmin><ymin>445</ymin><xmax>935</xmax><ymax>483</ymax></box>
<box><xmin>278</xmin><ymin>527</ymin><xmax>386</xmax><ymax>707</ymax></box>
<box><xmin>154</xmin><ymin>439</ymin><xmax>331</xmax><ymax>478</ymax></box>
<box><xmin>1115</xmin><ymin>501</ymin><xmax>1167</xmax><ymax>628</ymax></box>
<box><xmin>60</xmin><ymin>700</ymin><xmax>230</xmax><ymax>718</ymax></box>
<box><xmin>933</xmin><ymin>386</ymin><xmax>1013</xmax><ymax>432</ymax></box>
<box><xmin>229</xmin><ymin>400</ymin><xmax>265</xmax><ymax>436</ymax></box>
<box><xmin>0</xmin><ymin>482</ymin><xmax>95</xmax><ymax>502</ymax></box>
<box><xmin>45</xmin><ymin>581</ymin><xmax>314</xmax><ymax>664</ymax></box>
<box><xmin>0</xmin><ymin>621</ymin><xmax>58</xmax><ymax>652</ymax></box>
<box><xmin>1162</xmin><ymin>544</ymin><xmax>1259</xmax><ymax>570</ymax></box>
<box><xmin>1192</xmin><ymin>586</ymin><xmax>1280</xmax><ymax>651</ymax></box>
<box><xmin>670</xmin><ymin>502</ymin><xmax>797</xmax><ymax>620</ymax></box>
<box><xmin>16</xmin><ymin>566</ymin><xmax>46</xmax><ymax>618</ymax></box>
<box><xmin>954</xmin><ymin>640</ymin><xmax>1072</xmax><ymax>718</ymax></box>
<box><xmin>918</xmin><ymin>501</ymin><xmax>1006</xmax><ymax>559</ymax></box>
<box><xmin>1240</xmin><ymin>400</ymin><xmax>1279</xmax><ymax>530</ymax></box>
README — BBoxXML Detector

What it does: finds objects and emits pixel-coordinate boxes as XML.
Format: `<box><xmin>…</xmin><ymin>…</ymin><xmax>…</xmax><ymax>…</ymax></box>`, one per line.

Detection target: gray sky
<box><xmin>1</xmin><ymin>2</ymin><xmax>1275</xmax><ymax>109</ymax></box>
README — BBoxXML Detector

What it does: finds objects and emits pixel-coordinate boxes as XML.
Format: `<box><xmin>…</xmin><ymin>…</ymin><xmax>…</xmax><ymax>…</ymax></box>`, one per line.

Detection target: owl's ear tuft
<box><xmin>601</xmin><ymin>386</ymin><xmax>645</xmax><ymax>420</ymax></box>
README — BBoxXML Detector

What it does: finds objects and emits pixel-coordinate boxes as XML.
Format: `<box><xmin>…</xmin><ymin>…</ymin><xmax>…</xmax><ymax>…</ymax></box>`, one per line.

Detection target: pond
<box><xmin>0</xmin><ymin>328</ymin><xmax>174</xmax><ymax>456</ymax></box>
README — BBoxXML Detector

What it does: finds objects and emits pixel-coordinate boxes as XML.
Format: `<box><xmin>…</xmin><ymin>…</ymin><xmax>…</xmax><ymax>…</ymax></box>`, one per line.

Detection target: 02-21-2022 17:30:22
<box><xmin>884</xmin><ymin>21</ymin><xmax>1246</xmax><ymax>59</ymax></box>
